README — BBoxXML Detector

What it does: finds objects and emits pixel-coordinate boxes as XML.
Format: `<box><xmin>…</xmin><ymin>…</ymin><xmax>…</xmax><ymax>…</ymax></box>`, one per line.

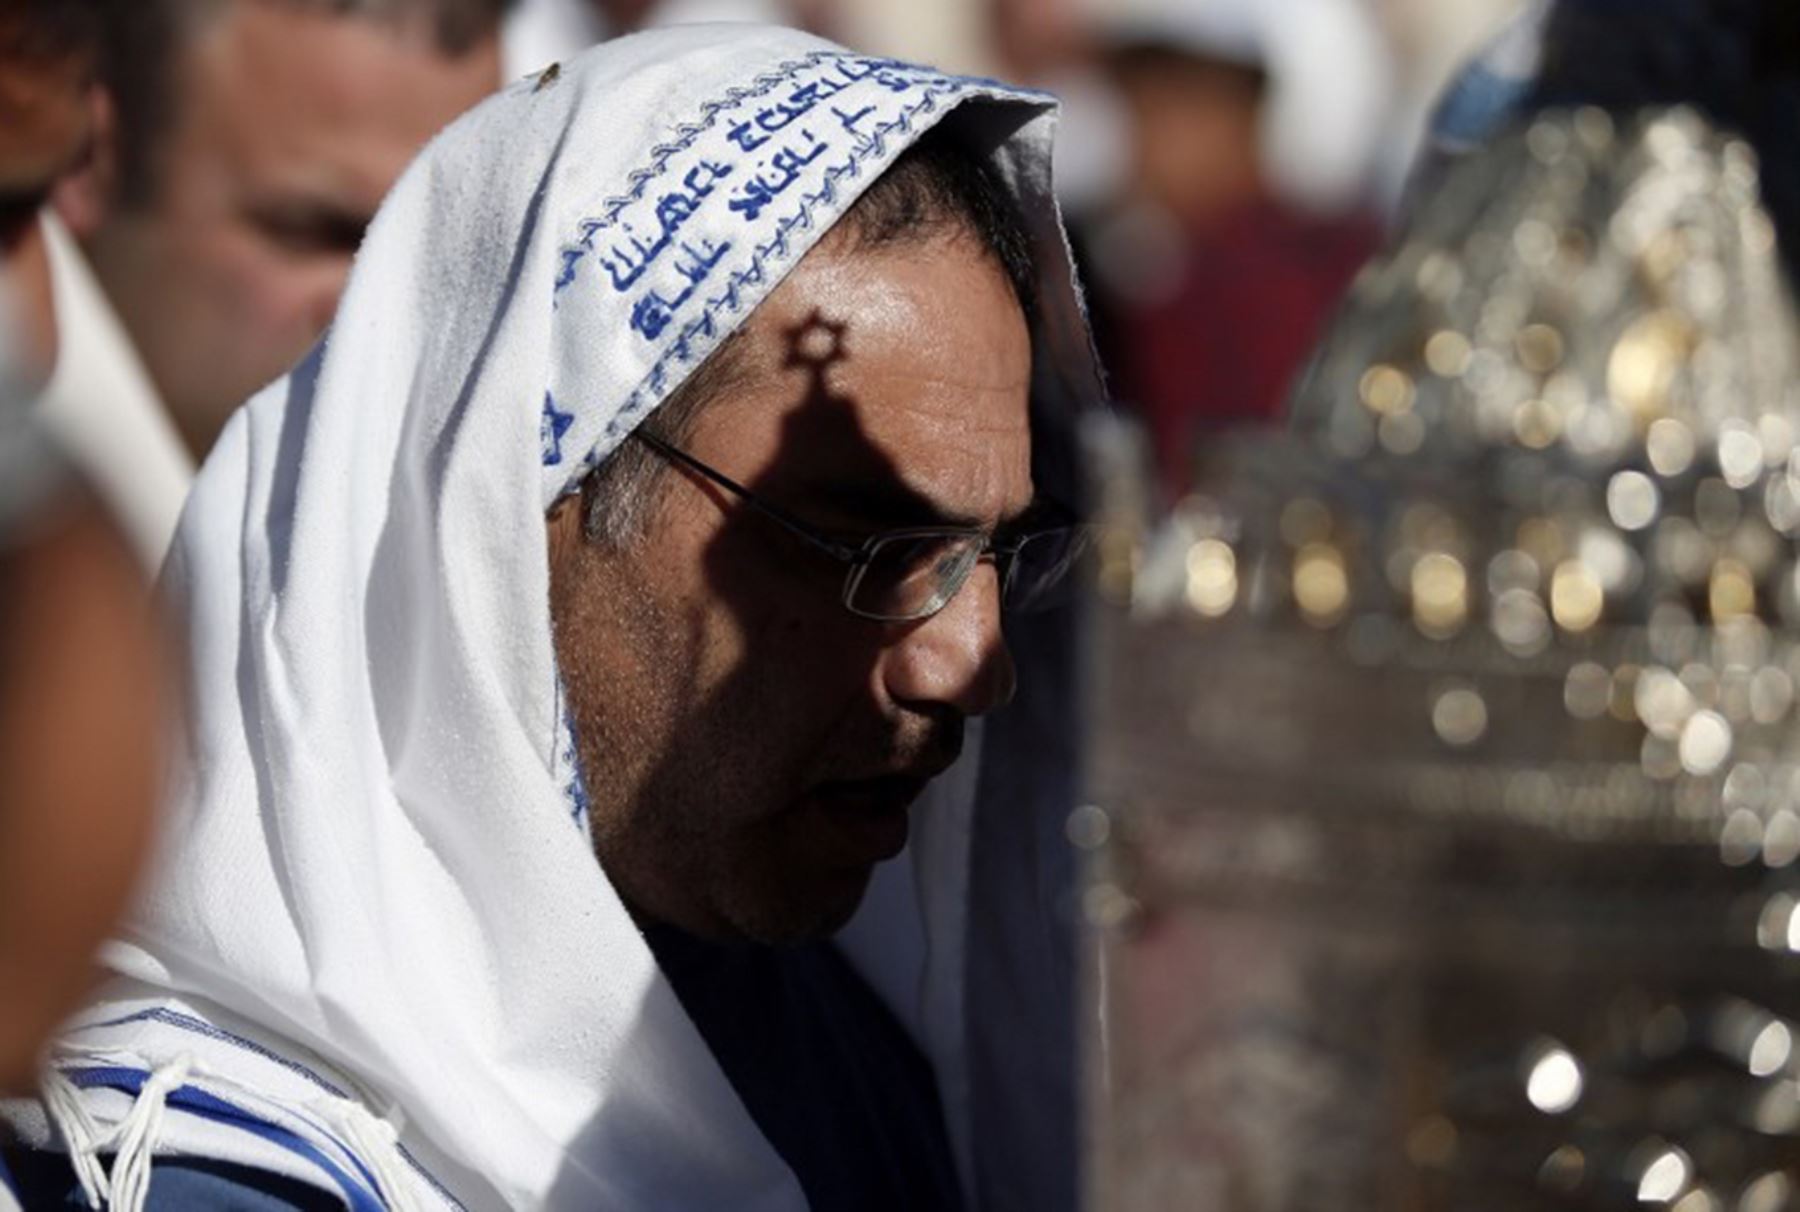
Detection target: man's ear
<box><xmin>51</xmin><ymin>84</ymin><xmax>120</xmax><ymax>238</ymax></box>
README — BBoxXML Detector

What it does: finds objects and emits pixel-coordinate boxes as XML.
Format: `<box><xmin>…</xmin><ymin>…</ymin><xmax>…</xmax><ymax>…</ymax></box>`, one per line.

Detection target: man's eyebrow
<box><xmin>789</xmin><ymin>475</ymin><xmax>1046</xmax><ymax>533</ymax></box>
<box><xmin>789</xmin><ymin>475</ymin><xmax>989</xmax><ymax>531</ymax></box>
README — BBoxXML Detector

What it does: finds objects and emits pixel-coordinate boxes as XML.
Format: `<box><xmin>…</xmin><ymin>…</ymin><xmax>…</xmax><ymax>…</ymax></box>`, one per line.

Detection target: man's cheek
<box><xmin>229</xmin><ymin>238</ymin><xmax>313</xmax><ymax>326</ymax></box>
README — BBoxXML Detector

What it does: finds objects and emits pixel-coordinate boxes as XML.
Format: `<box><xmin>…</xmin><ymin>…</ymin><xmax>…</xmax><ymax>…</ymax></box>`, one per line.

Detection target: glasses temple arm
<box><xmin>629</xmin><ymin>429</ymin><xmax>865</xmax><ymax>564</ymax></box>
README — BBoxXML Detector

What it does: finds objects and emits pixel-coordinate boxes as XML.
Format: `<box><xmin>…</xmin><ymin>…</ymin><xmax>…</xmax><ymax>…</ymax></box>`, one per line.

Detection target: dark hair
<box><xmin>833</xmin><ymin>124</ymin><xmax>1040</xmax><ymax>320</ymax></box>
<box><xmin>1106</xmin><ymin>41</ymin><xmax>1270</xmax><ymax>105</ymax></box>
<box><xmin>1531</xmin><ymin>0</ymin><xmax>1800</xmax><ymax>284</ymax></box>
<box><xmin>0</xmin><ymin>0</ymin><xmax>104</xmax><ymax>72</ymax></box>
<box><xmin>583</xmin><ymin>123</ymin><xmax>1041</xmax><ymax>545</ymax></box>
<box><xmin>101</xmin><ymin>0</ymin><xmax>512</xmax><ymax>208</ymax></box>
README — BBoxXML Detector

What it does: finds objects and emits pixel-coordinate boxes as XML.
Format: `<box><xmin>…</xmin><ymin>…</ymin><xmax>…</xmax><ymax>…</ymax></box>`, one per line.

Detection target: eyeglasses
<box><xmin>630</xmin><ymin>429</ymin><xmax>1087</xmax><ymax>623</ymax></box>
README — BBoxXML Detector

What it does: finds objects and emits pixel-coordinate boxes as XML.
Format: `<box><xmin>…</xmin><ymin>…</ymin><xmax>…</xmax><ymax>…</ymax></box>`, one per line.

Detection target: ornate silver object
<box><xmin>1088</xmin><ymin>108</ymin><xmax>1800</xmax><ymax>1211</ymax></box>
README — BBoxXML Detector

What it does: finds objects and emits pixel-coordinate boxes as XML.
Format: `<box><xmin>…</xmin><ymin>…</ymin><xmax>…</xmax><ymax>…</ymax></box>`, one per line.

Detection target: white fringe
<box><xmin>38</xmin><ymin>1056</ymin><xmax>425</xmax><ymax>1211</ymax></box>
<box><xmin>38</xmin><ymin>1068</ymin><xmax>111</xmax><ymax>1209</ymax></box>
<box><xmin>307</xmin><ymin>1095</ymin><xmax>421</xmax><ymax>1212</ymax></box>
<box><xmin>105</xmin><ymin>1055</ymin><xmax>194</xmax><ymax>1212</ymax></box>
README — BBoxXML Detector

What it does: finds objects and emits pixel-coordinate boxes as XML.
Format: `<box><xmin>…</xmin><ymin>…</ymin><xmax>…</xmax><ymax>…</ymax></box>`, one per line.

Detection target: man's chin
<box><xmin>725</xmin><ymin>863</ymin><xmax>879</xmax><ymax>947</ymax></box>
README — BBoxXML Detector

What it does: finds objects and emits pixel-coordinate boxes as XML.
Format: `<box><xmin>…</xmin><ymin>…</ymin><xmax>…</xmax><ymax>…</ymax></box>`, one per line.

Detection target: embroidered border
<box><xmin>556</xmin><ymin>77</ymin><xmax>1024</xmax><ymax>495</ymax></box>
<box><xmin>552</xmin><ymin>50</ymin><xmax>1026</xmax><ymax>298</ymax></box>
<box><xmin>583</xmin><ymin>51</ymin><xmax>1027</xmax><ymax>236</ymax></box>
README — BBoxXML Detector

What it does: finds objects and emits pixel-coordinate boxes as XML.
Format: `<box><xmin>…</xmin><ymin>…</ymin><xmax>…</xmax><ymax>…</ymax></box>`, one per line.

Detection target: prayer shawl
<box><xmin>3</xmin><ymin>24</ymin><xmax>1098</xmax><ymax>1212</ymax></box>
<box><xmin>33</xmin><ymin>214</ymin><xmax>194</xmax><ymax>570</ymax></box>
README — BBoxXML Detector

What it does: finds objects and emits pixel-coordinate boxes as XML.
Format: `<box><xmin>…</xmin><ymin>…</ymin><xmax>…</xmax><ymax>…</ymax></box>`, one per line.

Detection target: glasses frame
<box><xmin>630</xmin><ymin>428</ymin><xmax>1062</xmax><ymax>622</ymax></box>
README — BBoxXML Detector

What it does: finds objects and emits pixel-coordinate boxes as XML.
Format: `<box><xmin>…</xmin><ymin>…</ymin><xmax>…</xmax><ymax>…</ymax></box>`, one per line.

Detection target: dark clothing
<box><xmin>1109</xmin><ymin>199</ymin><xmax>1378</xmax><ymax>502</ymax></box>
<box><xmin>644</xmin><ymin>926</ymin><xmax>966</xmax><ymax>1212</ymax></box>
<box><xmin>1</xmin><ymin>1150</ymin><xmax>345</xmax><ymax>1211</ymax></box>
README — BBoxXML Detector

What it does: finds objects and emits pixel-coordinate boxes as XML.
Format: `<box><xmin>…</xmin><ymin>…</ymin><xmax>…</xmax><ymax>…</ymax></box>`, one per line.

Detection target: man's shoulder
<box><xmin>2</xmin><ymin>1150</ymin><xmax>347</xmax><ymax>1211</ymax></box>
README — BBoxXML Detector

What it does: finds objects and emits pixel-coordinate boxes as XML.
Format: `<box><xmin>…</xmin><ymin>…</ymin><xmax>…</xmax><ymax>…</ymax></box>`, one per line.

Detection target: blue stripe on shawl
<box><xmin>62</xmin><ymin>1067</ymin><xmax>387</xmax><ymax>1212</ymax></box>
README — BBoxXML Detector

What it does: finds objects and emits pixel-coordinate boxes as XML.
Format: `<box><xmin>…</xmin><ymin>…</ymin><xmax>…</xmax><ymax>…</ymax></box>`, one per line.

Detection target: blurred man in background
<box><xmin>1081</xmin><ymin>1</ymin><xmax>1383</xmax><ymax>505</ymax></box>
<box><xmin>42</xmin><ymin>0</ymin><xmax>506</xmax><ymax>566</ymax></box>
<box><xmin>0</xmin><ymin>0</ymin><xmax>169</xmax><ymax>1109</ymax></box>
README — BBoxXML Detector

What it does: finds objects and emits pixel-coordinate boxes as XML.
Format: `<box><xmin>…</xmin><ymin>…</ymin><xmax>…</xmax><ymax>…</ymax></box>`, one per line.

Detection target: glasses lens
<box><xmin>850</xmin><ymin>533</ymin><xmax>984</xmax><ymax>620</ymax></box>
<box><xmin>1005</xmin><ymin>527</ymin><xmax>1090</xmax><ymax>612</ymax></box>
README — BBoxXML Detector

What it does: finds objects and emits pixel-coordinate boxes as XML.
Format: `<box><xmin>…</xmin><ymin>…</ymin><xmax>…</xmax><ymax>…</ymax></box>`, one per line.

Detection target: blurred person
<box><xmin>41</xmin><ymin>0</ymin><xmax>506</xmax><ymax>568</ymax></box>
<box><xmin>1079</xmin><ymin>0</ymin><xmax>1386</xmax><ymax>506</ymax></box>
<box><xmin>503</xmin><ymin>0</ymin><xmax>829</xmax><ymax>77</ymax></box>
<box><xmin>3</xmin><ymin>26</ymin><xmax>1098</xmax><ymax>1211</ymax></box>
<box><xmin>0</xmin><ymin>0</ymin><xmax>167</xmax><ymax>1134</ymax></box>
<box><xmin>984</xmin><ymin>0</ymin><xmax>1133</xmax><ymax>221</ymax></box>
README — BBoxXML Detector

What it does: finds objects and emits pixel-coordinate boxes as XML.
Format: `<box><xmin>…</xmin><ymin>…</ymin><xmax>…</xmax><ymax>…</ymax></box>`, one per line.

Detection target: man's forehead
<box><xmin>189</xmin><ymin>0</ymin><xmax>497</xmax><ymax>195</ymax></box>
<box><xmin>745</xmin><ymin>235</ymin><xmax>1030</xmax><ymax>386</ymax></box>
<box><xmin>683</xmin><ymin>235</ymin><xmax>1035</xmax><ymax>525</ymax></box>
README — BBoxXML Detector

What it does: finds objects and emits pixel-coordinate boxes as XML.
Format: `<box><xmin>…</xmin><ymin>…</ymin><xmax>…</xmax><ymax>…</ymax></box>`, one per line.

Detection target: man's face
<box><xmin>1115</xmin><ymin>55</ymin><xmax>1265</xmax><ymax>225</ymax></box>
<box><xmin>549</xmin><ymin>232</ymin><xmax>1034</xmax><ymax>945</ymax></box>
<box><xmin>78</xmin><ymin>0</ymin><xmax>498</xmax><ymax>460</ymax></box>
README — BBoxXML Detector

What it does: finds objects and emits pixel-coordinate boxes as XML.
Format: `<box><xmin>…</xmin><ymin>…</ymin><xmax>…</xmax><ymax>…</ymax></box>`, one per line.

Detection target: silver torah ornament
<box><xmin>1087</xmin><ymin>107</ymin><xmax>1800</xmax><ymax>1212</ymax></box>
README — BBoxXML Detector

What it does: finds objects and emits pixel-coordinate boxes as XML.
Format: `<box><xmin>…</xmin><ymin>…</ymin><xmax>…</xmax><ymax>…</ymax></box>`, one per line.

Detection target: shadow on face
<box><xmin>640</xmin><ymin>313</ymin><xmax>966</xmax><ymax>943</ymax></box>
<box><xmin>551</xmin><ymin>236</ymin><xmax>1032</xmax><ymax>946</ymax></box>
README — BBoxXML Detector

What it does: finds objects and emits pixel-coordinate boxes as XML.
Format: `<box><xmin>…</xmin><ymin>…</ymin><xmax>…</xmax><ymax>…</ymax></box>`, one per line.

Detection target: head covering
<box><xmin>12</xmin><ymin>25</ymin><xmax>1098</xmax><ymax>1211</ymax></box>
<box><xmin>1085</xmin><ymin>0</ymin><xmax>1393</xmax><ymax>212</ymax></box>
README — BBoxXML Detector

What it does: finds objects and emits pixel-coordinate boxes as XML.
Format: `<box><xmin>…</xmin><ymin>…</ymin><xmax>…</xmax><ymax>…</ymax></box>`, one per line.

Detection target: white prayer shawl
<box><xmin>11</xmin><ymin>25</ymin><xmax>1098</xmax><ymax>1211</ymax></box>
<box><xmin>34</xmin><ymin>214</ymin><xmax>194</xmax><ymax>571</ymax></box>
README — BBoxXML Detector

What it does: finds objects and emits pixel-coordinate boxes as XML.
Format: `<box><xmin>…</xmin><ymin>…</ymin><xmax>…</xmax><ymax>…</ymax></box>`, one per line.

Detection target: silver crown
<box><xmin>1088</xmin><ymin>108</ymin><xmax>1800</xmax><ymax>1211</ymax></box>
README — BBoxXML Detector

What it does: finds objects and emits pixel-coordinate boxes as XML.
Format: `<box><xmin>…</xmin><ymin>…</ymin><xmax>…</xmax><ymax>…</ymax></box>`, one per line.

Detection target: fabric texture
<box><xmin>8</xmin><ymin>24</ymin><xmax>1099</xmax><ymax>1211</ymax></box>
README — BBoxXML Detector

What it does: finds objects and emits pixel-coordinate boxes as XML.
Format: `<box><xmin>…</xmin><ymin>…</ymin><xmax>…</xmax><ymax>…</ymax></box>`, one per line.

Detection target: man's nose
<box><xmin>881</xmin><ymin>564</ymin><xmax>1017</xmax><ymax>717</ymax></box>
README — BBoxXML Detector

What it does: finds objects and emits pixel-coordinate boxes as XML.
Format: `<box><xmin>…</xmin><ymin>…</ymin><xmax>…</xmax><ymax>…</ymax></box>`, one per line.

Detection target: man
<box><xmin>0</xmin><ymin>0</ymin><xmax>168</xmax><ymax>1160</ymax></box>
<box><xmin>40</xmin><ymin>0</ymin><xmax>505</xmax><ymax>566</ymax></box>
<box><xmin>3</xmin><ymin>25</ymin><xmax>1098</xmax><ymax>1211</ymax></box>
<box><xmin>1078</xmin><ymin>0</ymin><xmax>1381</xmax><ymax>505</ymax></box>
